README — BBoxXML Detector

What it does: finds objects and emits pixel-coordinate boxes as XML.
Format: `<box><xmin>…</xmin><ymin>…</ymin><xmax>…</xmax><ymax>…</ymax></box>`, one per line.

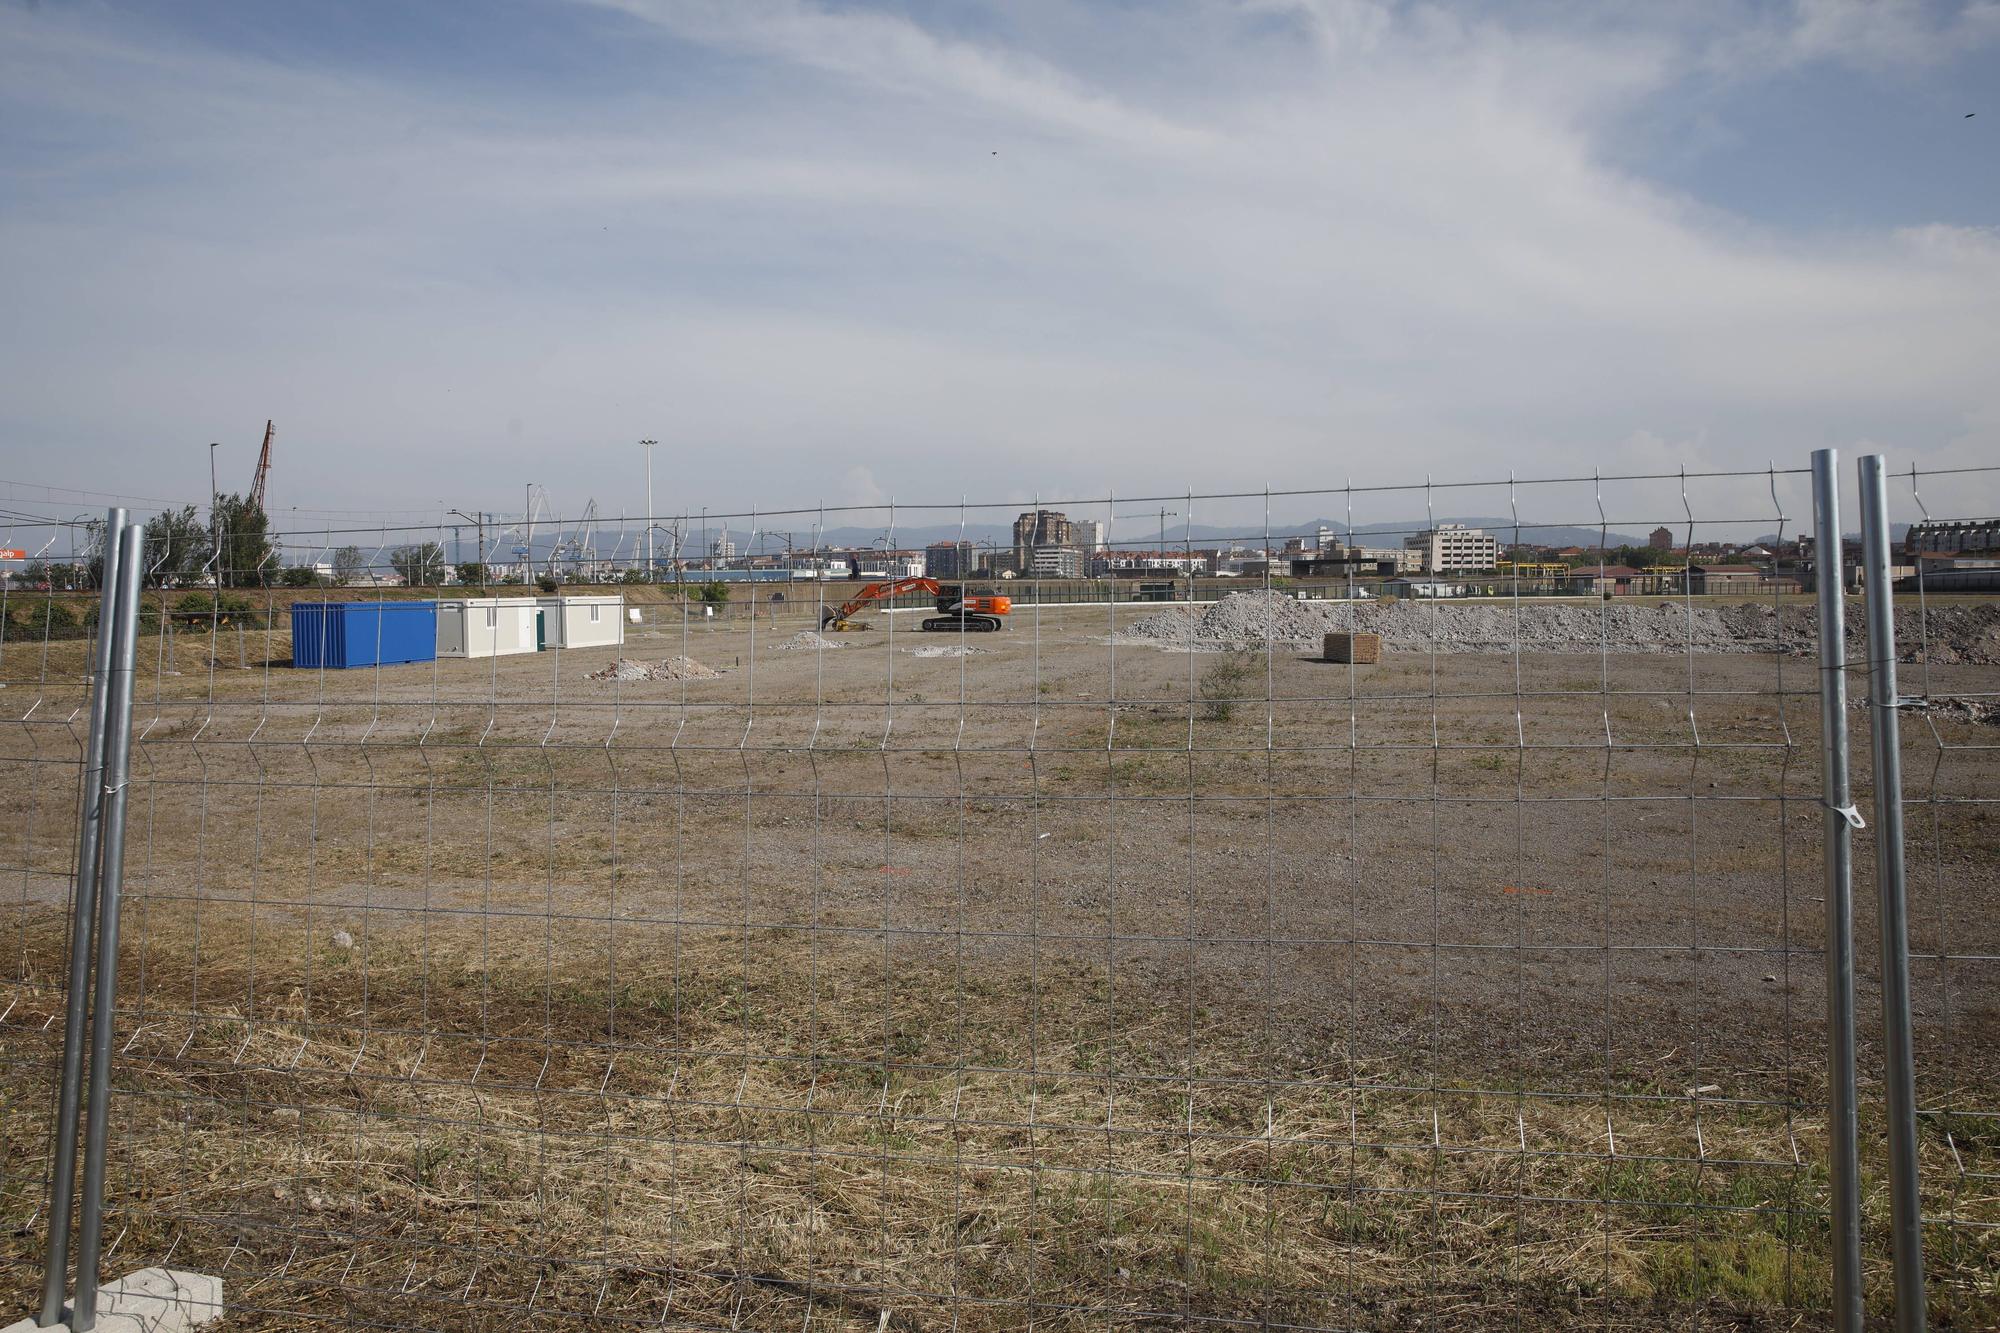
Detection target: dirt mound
<box><xmin>586</xmin><ymin>656</ymin><xmax>722</xmax><ymax>681</ymax></box>
<box><xmin>771</xmin><ymin>630</ymin><xmax>844</xmax><ymax>651</ymax></box>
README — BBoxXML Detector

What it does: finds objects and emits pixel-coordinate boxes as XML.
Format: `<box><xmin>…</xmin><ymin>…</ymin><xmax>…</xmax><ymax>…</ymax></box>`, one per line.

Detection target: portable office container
<box><xmin>290</xmin><ymin>601</ymin><xmax>438</xmax><ymax>669</ymax></box>
<box><xmin>436</xmin><ymin>597</ymin><xmax>540</xmax><ymax>658</ymax></box>
<box><xmin>535</xmin><ymin>595</ymin><xmax>625</xmax><ymax>649</ymax></box>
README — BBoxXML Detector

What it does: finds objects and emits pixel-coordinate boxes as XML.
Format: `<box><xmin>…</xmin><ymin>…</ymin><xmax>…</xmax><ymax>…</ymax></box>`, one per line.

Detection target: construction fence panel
<box><xmin>1</xmin><ymin>465</ymin><xmax>1997</xmax><ymax>1329</ymax></box>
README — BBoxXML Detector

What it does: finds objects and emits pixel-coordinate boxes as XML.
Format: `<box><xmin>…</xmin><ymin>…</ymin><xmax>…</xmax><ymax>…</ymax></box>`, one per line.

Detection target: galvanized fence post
<box><xmin>1857</xmin><ymin>453</ymin><xmax>1927</xmax><ymax>1333</ymax></box>
<box><xmin>1810</xmin><ymin>451</ymin><xmax>1864</xmax><ymax>1333</ymax></box>
<box><xmin>68</xmin><ymin>522</ymin><xmax>147</xmax><ymax>1333</ymax></box>
<box><xmin>37</xmin><ymin>510</ymin><xmax>126</xmax><ymax>1328</ymax></box>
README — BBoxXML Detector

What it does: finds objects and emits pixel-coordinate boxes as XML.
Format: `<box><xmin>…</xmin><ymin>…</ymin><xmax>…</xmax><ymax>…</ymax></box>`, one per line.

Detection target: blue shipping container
<box><xmin>290</xmin><ymin>602</ymin><xmax>438</xmax><ymax>669</ymax></box>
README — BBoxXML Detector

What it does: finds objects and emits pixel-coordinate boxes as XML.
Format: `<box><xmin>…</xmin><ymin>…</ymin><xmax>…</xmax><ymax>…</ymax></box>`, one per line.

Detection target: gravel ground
<box><xmin>906</xmin><ymin>644</ymin><xmax>990</xmax><ymax>658</ymax></box>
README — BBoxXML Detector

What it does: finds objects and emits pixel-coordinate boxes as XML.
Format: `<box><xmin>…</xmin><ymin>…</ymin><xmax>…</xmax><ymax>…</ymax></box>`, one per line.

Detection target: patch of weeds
<box><xmin>1198</xmin><ymin>648</ymin><xmax>1257</xmax><ymax>722</ymax></box>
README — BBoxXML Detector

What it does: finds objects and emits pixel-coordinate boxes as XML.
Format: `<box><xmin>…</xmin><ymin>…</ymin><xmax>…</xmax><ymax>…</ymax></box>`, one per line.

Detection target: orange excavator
<box><xmin>821</xmin><ymin>577</ymin><xmax>1012</xmax><ymax>633</ymax></box>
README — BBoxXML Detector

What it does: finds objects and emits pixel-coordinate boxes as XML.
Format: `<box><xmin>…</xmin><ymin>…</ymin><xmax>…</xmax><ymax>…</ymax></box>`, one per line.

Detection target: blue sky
<box><xmin>0</xmin><ymin>0</ymin><xmax>1995</xmax><ymax>537</ymax></box>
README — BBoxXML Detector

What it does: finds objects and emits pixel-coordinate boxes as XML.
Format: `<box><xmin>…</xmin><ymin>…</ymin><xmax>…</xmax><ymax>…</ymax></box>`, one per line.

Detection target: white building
<box><xmin>437</xmin><ymin>597</ymin><xmax>539</xmax><ymax>658</ymax></box>
<box><xmin>1028</xmin><ymin>546</ymin><xmax>1082</xmax><ymax>578</ymax></box>
<box><xmin>710</xmin><ymin>529</ymin><xmax>736</xmax><ymax>561</ymax></box>
<box><xmin>1081</xmin><ymin>520</ymin><xmax>1107</xmax><ymax>552</ymax></box>
<box><xmin>536</xmin><ymin>595</ymin><xmax>625</xmax><ymax>649</ymax></box>
<box><xmin>1339</xmin><ymin>545</ymin><xmax>1422</xmax><ymax>574</ymax></box>
<box><xmin>1405</xmin><ymin>525</ymin><xmax>1498</xmax><ymax>574</ymax></box>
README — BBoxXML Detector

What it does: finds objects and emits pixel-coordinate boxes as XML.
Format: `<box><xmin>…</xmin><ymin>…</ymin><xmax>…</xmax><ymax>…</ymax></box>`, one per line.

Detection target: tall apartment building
<box><xmin>1012</xmin><ymin>509</ymin><xmax>1078</xmax><ymax>570</ymax></box>
<box><xmin>1405</xmin><ymin>524</ymin><xmax>1498</xmax><ymax>573</ymax></box>
<box><xmin>925</xmin><ymin>540</ymin><xmax>977</xmax><ymax>580</ymax></box>
<box><xmin>709</xmin><ymin>528</ymin><xmax>736</xmax><ymax>561</ymax></box>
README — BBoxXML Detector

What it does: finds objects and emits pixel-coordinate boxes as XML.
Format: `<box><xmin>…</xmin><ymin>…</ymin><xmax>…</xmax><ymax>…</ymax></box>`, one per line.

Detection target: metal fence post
<box><xmin>69</xmin><ymin>522</ymin><xmax>146</xmax><ymax>1333</ymax></box>
<box><xmin>1857</xmin><ymin>453</ymin><xmax>1927</xmax><ymax>1333</ymax></box>
<box><xmin>1810</xmin><ymin>452</ymin><xmax>1864</xmax><ymax>1333</ymax></box>
<box><xmin>37</xmin><ymin>510</ymin><xmax>126</xmax><ymax>1328</ymax></box>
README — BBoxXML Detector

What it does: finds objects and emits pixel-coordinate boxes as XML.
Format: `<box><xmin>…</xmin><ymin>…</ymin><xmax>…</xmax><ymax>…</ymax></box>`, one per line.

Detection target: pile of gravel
<box><xmin>771</xmin><ymin>630</ymin><xmax>844</xmax><ymax>652</ymax></box>
<box><xmin>906</xmin><ymin>644</ymin><xmax>990</xmax><ymax>658</ymax></box>
<box><xmin>1107</xmin><ymin>589</ymin><xmax>2000</xmax><ymax>661</ymax></box>
<box><xmin>586</xmin><ymin>656</ymin><xmax>722</xmax><ymax>682</ymax></box>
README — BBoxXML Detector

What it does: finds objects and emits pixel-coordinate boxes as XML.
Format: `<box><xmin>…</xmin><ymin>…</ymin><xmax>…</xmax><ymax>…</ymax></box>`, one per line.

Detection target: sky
<box><xmin>0</xmin><ymin>0</ymin><xmax>1996</xmax><ymax>545</ymax></box>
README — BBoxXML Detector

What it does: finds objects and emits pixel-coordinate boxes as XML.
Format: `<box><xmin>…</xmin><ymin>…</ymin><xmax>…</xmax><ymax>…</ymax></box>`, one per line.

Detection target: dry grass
<box><xmin>9</xmin><ymin>906</ymin><xmax>1990</xmax><ymax>1331</ymax></box>
<box><xmin>4</xmin><ymin>611</ymin><xmax>1997</xmax><ymax>1329</ymax></box>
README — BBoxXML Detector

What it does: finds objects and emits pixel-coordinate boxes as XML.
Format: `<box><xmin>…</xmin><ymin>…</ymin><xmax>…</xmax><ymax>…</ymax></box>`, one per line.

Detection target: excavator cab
<box><xmin>820</xmin><ymin>576</ymin><xmax>1011</xmax><ymax>633</ymax></box>
<box><xmin>925</xmin><ymin>584</ymin><xmax>1010</xmax><ymax>632</ymax></box>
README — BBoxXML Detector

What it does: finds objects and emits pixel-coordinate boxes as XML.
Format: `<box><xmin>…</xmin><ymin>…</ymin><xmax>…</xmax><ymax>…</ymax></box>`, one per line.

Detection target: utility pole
<box><xmin>448</xmin><ymin>509</ymin><xmax>487</xmax><ymax>585</ymax></box>
<box><xmin>641</xmin><ymin>439</ymin><xmax>657</xmax><ymax>578</ymax></box>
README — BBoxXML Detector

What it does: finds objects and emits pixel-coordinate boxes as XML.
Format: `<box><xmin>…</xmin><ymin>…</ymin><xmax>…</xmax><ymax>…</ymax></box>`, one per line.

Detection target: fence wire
<box><xmin>3</xmin><ymin>465</ymin><xmax>1998</xmax><ymax>1330</ymax></box>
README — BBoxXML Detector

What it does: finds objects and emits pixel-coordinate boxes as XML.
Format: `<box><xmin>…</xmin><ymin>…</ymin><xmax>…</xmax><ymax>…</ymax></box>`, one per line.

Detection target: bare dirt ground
<box><xmin>2</xmin><ymin>596</ymin><xmax>1996</xmax><ymax>1330</ymax></box>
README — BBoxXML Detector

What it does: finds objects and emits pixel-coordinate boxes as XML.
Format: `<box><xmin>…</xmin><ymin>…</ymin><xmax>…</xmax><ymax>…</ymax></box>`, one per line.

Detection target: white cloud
<box><xmin>587</xmin><ymin>0</ymin><xmax>1213</xmax><ymax>149</ymax></box>
<box><xmin>0</xmin><ymin>0</ymin><xmax>1994</xmax><ymax>529</ymax></box>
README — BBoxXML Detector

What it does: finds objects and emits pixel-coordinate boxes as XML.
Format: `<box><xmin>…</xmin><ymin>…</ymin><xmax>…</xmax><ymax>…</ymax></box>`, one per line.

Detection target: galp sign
<box><xmin>0</xmin><ymin>549</ymin><xmax>27</xmax><ymax>561</ymax></box>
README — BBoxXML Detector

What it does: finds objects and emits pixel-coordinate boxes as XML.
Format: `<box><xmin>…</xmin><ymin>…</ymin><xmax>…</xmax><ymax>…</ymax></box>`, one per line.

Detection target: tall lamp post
<box><xmin>208</xmin><ymin>442</ymin><xmax>221</xmax><ymax>589</ymax></box>
<box><xmin>641</xmin><ymin>439</ymin><xmax>658</xmax><ymax>579</ymax></box>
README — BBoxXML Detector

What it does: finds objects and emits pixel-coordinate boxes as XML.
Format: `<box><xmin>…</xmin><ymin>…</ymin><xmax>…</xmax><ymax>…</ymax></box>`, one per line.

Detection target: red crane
<box><xmin>248</xmin><ymin>420</ymin><xmax>274</xmax><ymax>512</ymax></box>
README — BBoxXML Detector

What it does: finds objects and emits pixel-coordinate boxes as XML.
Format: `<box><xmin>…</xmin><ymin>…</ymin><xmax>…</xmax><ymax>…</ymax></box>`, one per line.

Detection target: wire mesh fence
<box><xmin>3</xmin><ymin>463</ymin><xmax>1997</xmax><ymax>1330</ymax></box>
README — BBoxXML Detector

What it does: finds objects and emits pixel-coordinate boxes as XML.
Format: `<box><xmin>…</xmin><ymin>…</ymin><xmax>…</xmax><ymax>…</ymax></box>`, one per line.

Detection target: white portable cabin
<box><xmin>436</xmin><ymin>597</ymin><xmax>540</xmax><ymax>658</ymax></box>
<box><xmin>536</xmin><ymin>595</ymin><xmax>625</xmax><ymax>649</ymax></box>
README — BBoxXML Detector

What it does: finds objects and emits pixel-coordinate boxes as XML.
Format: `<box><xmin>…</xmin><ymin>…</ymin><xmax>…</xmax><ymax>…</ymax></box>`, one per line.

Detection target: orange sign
<box><xmin>0</xmin><ymin>549</ymin><xmax>26</xmax><ymax>561</ymax></box>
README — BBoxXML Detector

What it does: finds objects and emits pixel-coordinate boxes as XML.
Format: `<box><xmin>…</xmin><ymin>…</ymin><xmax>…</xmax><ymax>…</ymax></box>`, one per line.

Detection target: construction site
<box><xmin>4</xmin><ymin>540</ymin><xmax>1999</xmax><ymax>1329</ymax></box>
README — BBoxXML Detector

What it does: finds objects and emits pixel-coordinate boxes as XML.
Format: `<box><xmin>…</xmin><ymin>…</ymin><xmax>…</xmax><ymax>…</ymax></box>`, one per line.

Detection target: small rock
<box><xmin>1763</xmin><ymin>973</ymin><xmax>1778</xmax><ymax>984</ymax></box>
<box><xmin>330</xmin><ymin>929</ymin><xmax>355</xmax><ymax>951</ymax></box>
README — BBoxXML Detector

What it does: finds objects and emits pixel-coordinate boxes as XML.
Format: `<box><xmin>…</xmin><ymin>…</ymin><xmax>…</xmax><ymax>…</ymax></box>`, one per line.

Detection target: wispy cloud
<box><xmin>0</xmin><ymin>0</ymin><xmax>1993</xmax><ymax>522</ymax></box>
<box><xmin>587</xmin><ymin>0</ymin><xmax>1214</xmax><ymax>149</ymax></box>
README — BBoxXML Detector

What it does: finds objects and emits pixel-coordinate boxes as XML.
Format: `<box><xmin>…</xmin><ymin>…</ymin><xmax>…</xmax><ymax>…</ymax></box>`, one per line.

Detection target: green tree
<box><xmin>390</xmin><ymin>543</ymin><xmax>447</xmax><ymax>587</ymax></box>
<box><xmin>333</xmin><ymin>546</ymin><xmax>366</xmax><ymax>584</ymax></box>
<box><xmin>696</xmin><ymin>580</ymin><xmax>730</xmax><ymax>605</ymax></box>
<box><xmin>143</xmin><ymin>505</ymin><xmax>208</xmax><ymax>586</ymax></box>
<box><xmin>209</xmin><ymin>493</ymin><xmax>273</xmax><ymax>587</ymax></box>
<box><xmin>454</xmin><ymin>562</ymin><xmax>484</xmax><ymax>587</ymax></box>
<box><xmin>281</xmin><ymin>565</ymin><xmax>322</xmax><ymax>587</ymax></box>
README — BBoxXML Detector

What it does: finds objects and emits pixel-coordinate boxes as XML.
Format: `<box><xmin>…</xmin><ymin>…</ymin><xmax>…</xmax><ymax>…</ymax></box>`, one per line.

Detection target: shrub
<box><xmin>175</xmin><ymin>591</ymin><xmax>214</xmax><ymax>615</ymax></box>
<box><xmin>1198</xmin><ymin>647</ymin><xmax>1257</xmax><ymax>722</ymax></box>
<box><xmin>9</xmin><ymin>599</ymin><xmax>82</xmax><ymax>639</ymax></box>
<box><xmin>696</xmin><ymin>581</ymin><xmax>730</xmax><ymax>605</ymax></box>
<box><xmin>537</xmin><ymin>575</ymin><xmax>560</xmax><ymax>594</ymax></box>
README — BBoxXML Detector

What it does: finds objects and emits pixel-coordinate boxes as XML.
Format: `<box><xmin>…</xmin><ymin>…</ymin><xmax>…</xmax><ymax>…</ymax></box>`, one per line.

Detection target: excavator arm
<box><xmin>822</xmin><ymin>576</ymin><xmax>941</xmax><ymax>629</ymax></box>
<box><xmin>820</xmin><ymin>577</ymin><xmax>1011</xmax><ymax>632</ymax></box>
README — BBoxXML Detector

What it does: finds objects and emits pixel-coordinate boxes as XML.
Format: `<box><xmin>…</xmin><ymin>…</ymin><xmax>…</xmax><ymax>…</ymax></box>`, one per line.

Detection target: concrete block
<box><xmin>4</xmin><ymin>1268</ymin><xmax>222</xmax><ymax>1333</ymax></box>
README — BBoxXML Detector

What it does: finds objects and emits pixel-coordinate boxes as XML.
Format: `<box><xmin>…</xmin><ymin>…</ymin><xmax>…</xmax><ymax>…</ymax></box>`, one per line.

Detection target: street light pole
<box><xmin>208</xmin><ymin>442</ymin><xmax>220</xmax><ymax>589</ymax></box>
<box><xmin>641</xmin><ymin>439</ymin><xmax>657</xmax><ymax>578</ymax></box>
